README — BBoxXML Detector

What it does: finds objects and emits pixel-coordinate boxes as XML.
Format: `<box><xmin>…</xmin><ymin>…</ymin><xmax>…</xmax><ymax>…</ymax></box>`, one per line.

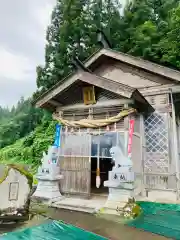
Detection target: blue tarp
<box><xmin>0</xmin><ymin>220</ymin><xmax>107</xmax><ymax>240</ymax></box>
<box><xmin>128</xmin><ymin>201</ymin><xmax>180</xmax><ymax>239</ymax></box>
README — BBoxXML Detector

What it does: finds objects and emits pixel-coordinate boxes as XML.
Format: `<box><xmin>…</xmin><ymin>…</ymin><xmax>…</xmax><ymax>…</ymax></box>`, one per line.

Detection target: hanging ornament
<box><xmin>96</xmin><ymin>168</ymin><xmax>101</xmax><ymax>188</ymax></box>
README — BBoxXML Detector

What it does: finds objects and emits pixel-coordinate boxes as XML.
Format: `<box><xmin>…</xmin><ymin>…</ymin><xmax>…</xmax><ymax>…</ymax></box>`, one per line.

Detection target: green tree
<box><xmin>36</xmin><ymin>0</ymin><xmax>122</xmax><ymax>91</ymax></box>
<box><xmin>157</xmin><ymin>5</ymin><xmax>180</xmax><ymax>68</ymax></box>
<box><xmin>116</xmin><ymin>0</ymin><xmax>179</xmax><ymax>63</ymax></box>
<box><xmin>0</xmin><ymin>98</ymin><xmax>48</xmax><ymax>148</ymax></box>
<box><xmin>1</xmin><ymin>0</ymin><xmax>180</xmax><ymax>168</ymax></box>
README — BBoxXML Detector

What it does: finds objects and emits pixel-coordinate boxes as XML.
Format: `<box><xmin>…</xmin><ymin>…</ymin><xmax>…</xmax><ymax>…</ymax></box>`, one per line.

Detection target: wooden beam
<box><xmin>56</xmin><ymin>99</ymin><xmax>134</xmax><ymax>112</ymax></box>
<box><xmin>140</xmin><ymin>84</ymin><xmax>174</xmax><ymax>96</ymax></box>
<box><xmin>48</xmin><ymin>100</ymin><xmax>62</xmax><ymax>107</ymax></box>
<box><xmin>35</xmin><ymin>72</ymin><xmax>81</xmax><ymax>107</ymax></box>
<box><xmin>72</xmin><ymin>56</ymin><xmax>91</xmax><ymax>72</ymax></box>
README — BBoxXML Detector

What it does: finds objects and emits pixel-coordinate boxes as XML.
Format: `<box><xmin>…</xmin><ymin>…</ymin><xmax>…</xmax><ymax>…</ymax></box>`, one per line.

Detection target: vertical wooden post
<box><xmin>170</xmin><ymin>92</ymin><xmax>179</xmax><ymax>200</ymax></box>
<box><xmin>140</xmin><ymin>115</ymin><xmax>145</xmax><ymax>197</ymax></box>
<box><xmin>88</xmin><ymin>133</ymin><xmax>91</xmax><ymax>199</ymax></box>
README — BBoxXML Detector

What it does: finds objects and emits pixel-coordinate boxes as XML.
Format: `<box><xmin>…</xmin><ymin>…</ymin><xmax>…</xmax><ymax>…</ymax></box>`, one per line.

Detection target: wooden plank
<box><xmin>49</xmin><ymin>100</ymin><xmax>62</xmax><ymax>106</ymax></box>
<box><xmin>60</xmin><ymin>157</ymin><xmax>91</xmax><ymax>197</ymax></box>
<box><xmin>60</xmin><ymin>132</ymin><xmax>91</xmax><ymax>197</ymax></box>
<box><xmin>56</xmin><ymin>99</ymin><xmax>133</xmax><ymax>112</ymax></box>
<box><xmin>85</xmin><ymin>48</ymin><xmax>180</xmax><ymax>83</ymax></box>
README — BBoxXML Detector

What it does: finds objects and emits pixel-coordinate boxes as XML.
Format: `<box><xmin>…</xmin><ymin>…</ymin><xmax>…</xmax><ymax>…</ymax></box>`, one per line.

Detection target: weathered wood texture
<box><xmin>60</xmin><ymin>156</ymin><xmax>91</xmax><ymax>197</ymax></box>
<box><xmin>56</xmin><ymin>99</ymin><xmax>133</xmax><ymax>112</ymax></box>
<box><xmin>61</xmin><ymin>105</ymin><xmax>126</xmax><ymax>131</ymax></box>
<box><xmin>59</xmin><ymin>109</ymin><xmax>126</xmax><ymax>197</ymax></box>
<box><xmin>145</xmin><ymin>93</ymin><xmax>170</xmax><ymax>112</ymax></box>
<box><xmin>60</xmin><ymin>132</ymin><xmax>91</xmax><ymax>197</ymax></box>
<box><xmin>86</xmin><ymin>48</ymin><xmax>180</xmax><ymax>83</ymax></box>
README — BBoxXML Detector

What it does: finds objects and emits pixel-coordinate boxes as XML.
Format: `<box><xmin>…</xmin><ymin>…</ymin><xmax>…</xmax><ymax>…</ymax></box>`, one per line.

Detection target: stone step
<box><xmin>101</xmin><ymin>207</ymin><xmax>120</xmax><ymax>215</ymax></box>
<box><xmin>51</xmin><ymin>202</ymin><xmax>95</xmax><ymax>214</ymax></box>
<box><xmin>104</xmin><ymin>200</ymin><xmax>126</xmax><ymax>209</ymax></box>
<box><xmin>100</xmin><ymin>200</ymin><xmax>126</xmax><ymax>215</ymax></box>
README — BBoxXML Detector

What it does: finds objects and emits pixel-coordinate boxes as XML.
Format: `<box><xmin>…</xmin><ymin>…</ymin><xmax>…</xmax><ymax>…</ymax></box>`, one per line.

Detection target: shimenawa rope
<box><xmin>52</xmin><ymin>108</ymin><xmax>136</xmax><ymax>128</ymax></box>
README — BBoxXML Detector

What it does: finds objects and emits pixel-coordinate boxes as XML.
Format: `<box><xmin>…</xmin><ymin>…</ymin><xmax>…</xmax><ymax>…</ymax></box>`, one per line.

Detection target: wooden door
<box><xmin>60</xmin><ymin>133</ymin><xmax>91</xmax><ymax>198</ymax></box>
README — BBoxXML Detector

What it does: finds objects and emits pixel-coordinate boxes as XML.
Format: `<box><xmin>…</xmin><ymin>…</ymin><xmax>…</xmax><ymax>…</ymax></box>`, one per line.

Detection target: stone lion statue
<box><xmin>109</xmin><ymin>146</ymin><xmax>133</xmax><ymax>169</ymax></box>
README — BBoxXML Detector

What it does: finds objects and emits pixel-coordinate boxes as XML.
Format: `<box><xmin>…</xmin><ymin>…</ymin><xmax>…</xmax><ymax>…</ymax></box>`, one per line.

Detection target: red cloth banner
<box><xmin>128</xmin><ymin>119</ymin><xmax>135</xmax><ymax>159</ymax></box>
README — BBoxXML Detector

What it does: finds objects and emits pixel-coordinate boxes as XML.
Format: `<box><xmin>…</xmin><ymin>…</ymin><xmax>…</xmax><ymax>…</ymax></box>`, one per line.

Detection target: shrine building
<box><xmin>34</xmin><ymin>32</ymin><xmax>180</xmax><ymax>205</ymax></box>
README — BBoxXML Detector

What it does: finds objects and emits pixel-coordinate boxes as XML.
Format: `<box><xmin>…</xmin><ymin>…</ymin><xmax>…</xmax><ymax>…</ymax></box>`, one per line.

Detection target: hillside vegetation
<box><xmin>0</xmin><ymin>98</ymin><xmax>55</xmax><ymax>169</ymax></box>
<box><xmin>0</xmin><ymin>0</ymin><xmax>180</xmax><ymax>169</ymax></box>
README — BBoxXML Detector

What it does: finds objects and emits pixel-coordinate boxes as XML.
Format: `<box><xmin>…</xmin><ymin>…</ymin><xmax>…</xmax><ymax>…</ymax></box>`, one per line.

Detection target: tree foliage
<box><xmin>1</xmin><ymin>0</ymin><xmax>180</xmax><ymax>168</ymax></box>
<box><xmin>0</xmin><ymin>98</ymin><xmax>50</xmax><ymax>148</ymax></box>
<box><xmin>35</xmin><ymin>0</ymin><xmax>122</xmax><ymax>92</ymax></box>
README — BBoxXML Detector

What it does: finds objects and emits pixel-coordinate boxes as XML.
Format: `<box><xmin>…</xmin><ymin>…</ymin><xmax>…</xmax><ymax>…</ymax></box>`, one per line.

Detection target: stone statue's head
<box><xmin>109</xmin><ymin>146</ymin><xmax>124</xmax><ymax>161</ymax></box>
<box><xmin>109</xmin><ymin>145</ymin><xmax>133</xmax><ymax>167</ymax></box>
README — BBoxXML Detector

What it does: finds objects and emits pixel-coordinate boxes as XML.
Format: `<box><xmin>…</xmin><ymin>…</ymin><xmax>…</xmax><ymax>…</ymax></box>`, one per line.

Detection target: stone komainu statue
<box><xmin>109</xmin><ymin>146</ymin><xmax>133</xmax><ymax>169</ymax></box>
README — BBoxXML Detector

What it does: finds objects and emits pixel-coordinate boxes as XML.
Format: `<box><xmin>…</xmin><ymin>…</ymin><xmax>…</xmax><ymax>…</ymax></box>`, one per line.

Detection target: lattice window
<box><xmin>144</xmin><ymin>112</ymin><xmax>169</xmax><ymax>173</ymax></box>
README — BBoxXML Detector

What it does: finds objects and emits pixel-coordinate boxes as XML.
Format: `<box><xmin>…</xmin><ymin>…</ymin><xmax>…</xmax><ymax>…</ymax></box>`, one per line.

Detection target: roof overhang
<box><xmin>35</xmin><ymin>71</ymin><xmax>154</xmax><ymax>113</ymax></box>
<box><xmin>33</xmin><ymin>47</ymin><xmax>180</xmax><ymax>111</ymax></box>
<box><xmin>85</xmin><ymin>48</ymin><xmax>180</xmax><ymax>82</ymax></box>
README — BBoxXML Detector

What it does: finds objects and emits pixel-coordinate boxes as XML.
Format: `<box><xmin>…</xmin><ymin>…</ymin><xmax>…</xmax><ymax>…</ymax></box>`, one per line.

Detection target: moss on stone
<box><xmin>0</xmin><ymin>164</ymin><xmax>33</xmax><ymax>189</ymax></box>
<box><xmin>8</xmin><ymin>164</ymin><xmax>33</xmax><ymax>189</ymax></box>
<box><xmin>121</xmin><ymin>198</ymin><xmax>142</xmax><ymax>219</ymax></box>
<box><xmin>0</xmin><ymin>166</ymin><xmax>9</xmax><ymax>184</ymax></box>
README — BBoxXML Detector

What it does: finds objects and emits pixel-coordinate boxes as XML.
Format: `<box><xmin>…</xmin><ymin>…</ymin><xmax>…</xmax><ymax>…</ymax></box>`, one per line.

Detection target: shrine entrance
<box><xmin>90</xmin><ymin>132</ymin><xmax>126</xmax><ymax>196</ymax></box>
<box><xmin>59</xmin><ymin>129</ymin><xmax>128</xmax><ymax>198</ymax></box>
<box><xmin>91</xmin><ymin>157</ymin><xmax>112</xmax><ymax>196</ymax></box>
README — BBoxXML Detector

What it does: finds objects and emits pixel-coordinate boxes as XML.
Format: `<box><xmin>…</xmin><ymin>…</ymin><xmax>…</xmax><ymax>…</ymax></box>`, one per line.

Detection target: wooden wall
<box><xmin>59</xmin><ymin>105</ymin><xmax>129</xmax><ymax>197</ymax></box>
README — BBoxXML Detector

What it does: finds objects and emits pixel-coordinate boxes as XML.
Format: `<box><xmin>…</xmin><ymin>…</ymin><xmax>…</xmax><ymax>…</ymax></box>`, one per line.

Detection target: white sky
<box><xmin>0</xmin><ymin>0</ymin><xmax>55</xmax><ymax>107</ymax></box>
<box><xmin>0</xmin><ymin>0</ymin><xmax>126</xmax><ymax>107</ymax></box>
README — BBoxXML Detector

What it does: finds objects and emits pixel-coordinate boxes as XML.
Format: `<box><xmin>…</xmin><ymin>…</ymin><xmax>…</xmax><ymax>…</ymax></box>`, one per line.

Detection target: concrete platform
<box><xmin>51</xmin><ymin>196</ymin><xmax>107</xmax><ymax>214</ymax></box>
<box><xmin>50</xmin><ymin>190</ymin><xmax>180</xmax><ymax>216</ymax></box>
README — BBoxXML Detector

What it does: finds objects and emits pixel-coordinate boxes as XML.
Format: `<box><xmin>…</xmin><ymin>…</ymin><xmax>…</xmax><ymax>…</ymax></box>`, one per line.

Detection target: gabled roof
<box><xmin>35</xmin><ymin>70</ymin><xmax>154</xmax><ymax>113</ymax></box>
<box><xmin>34</xmin><ymin>47</ymin><xmax>180</xmax><ymax>109</ymax></box>
<box><xmin>85</xmin><ymin>48</ymin><xmax>180</xmax><ymax>82</ymax></box>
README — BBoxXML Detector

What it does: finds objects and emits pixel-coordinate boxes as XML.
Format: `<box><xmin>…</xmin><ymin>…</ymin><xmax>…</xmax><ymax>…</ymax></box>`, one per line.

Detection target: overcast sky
<box><xmin>0</xmin><ymin>0</ymin><xmax>126</xmax><ymax>108</ymax></box>
<box><xmin>0</xmin><ymin>0</ymin><xmax>55</xmax><ymax>107</ymax></box>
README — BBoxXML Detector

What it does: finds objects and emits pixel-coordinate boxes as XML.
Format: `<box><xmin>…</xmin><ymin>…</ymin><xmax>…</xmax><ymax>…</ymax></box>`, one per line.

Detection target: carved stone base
<box><xmin>103</xmin><ymin>176</ymin><xmax>134</xmax><ymax>215</ymax></box>
<box><xmin>103</xmin><ymin>187</ymin><xmax>134</xmax><ymax>215</ymax></box>
<box><xmin>32</xmin><ymin>175</ymin><xmax>63</xmax><ymax>204</ymax></box>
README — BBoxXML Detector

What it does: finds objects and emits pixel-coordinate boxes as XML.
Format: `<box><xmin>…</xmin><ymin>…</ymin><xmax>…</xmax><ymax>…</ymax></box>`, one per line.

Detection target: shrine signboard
<box><xmin>9</xmin><ymin>182</ymin><xmax>19</xmax><ymax>201</ymax></box>
<box><xmin>110</xmin><ymin>170</ymin><xmax>134</xmax><ymax>183</ymax></box>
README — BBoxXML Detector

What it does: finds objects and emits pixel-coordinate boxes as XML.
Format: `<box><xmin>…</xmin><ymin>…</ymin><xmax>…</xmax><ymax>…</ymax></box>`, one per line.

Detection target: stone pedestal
<box><xmin>32</xmin><ymin>174</ymin><xmax>63</xmax><ymax>204</ymax></box>
<box><xmin>32</xmin><ymin>146</ymin><xmax>64</xmax><ymax>204</ymax></box>
<box><xmin>104</xmin><ymin>168</ymin><xmax>134</xmax><ymax>213</ymax></box>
